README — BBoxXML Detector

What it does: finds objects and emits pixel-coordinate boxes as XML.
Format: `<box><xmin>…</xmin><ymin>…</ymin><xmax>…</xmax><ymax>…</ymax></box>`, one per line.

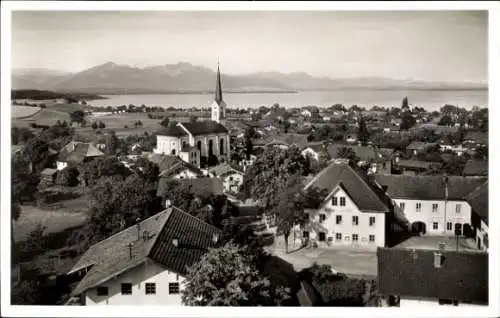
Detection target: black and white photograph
<box><xmin>1</xmin><ymin>1</ymin><xmax>498</xmax><ymax>317</ymax></box>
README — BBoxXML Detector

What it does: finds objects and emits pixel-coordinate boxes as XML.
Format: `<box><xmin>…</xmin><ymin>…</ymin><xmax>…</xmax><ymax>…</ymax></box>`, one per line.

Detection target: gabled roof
<box><xmin>209</xmin><ymin>163</ymin><xmax>243</xmax><ymax>177</ymax></box>
<box><xmin>304</xmin><ymin>163</ymin><xmax>390</xmax><ymax>213</ymax></box>
<box><xmin>374</xmin><ymin>175</ymin><xmax>488</xmax><ymax>201</ymax></box>
<box><xmin>180</xmin><ymin>121</ymin><xmax>228</xmax><ymax>136</ymax></box>
<box><xmin>326</xmin><ymin>144</ymin><xmax>382</xmax><ymax>162</ymax></box>
<box><xmin>70</xmin><ymin>207</ymin><xmax>222</xmax><ymax>296</ymax></box>
<box><xmin>58</xmin><ymin>141</ymin><xmax>104</xmax><ymax>163</ymax></box>
<box><xmin>377</xmin><ymin>247</ymin><xmax>488</xmax><ymax>304</ymax></box>
<box><xmin>465</xmin><ymin>181</ymin><xmax>488</xmax><ymax>225</ymax></box>
<box><xmin>159</xmin><ymin>160</ymin><xmax>203</xmax><ymax>178</ymax></box>
<box><xmin>157</xmin><ymin>123</ymin><xmax>188</xmax><ymax>137</ymax></box>
<box><xmin>462</xmin><ymin>160</ymin><xmax>488</xmax><ymax>176</ymax></box>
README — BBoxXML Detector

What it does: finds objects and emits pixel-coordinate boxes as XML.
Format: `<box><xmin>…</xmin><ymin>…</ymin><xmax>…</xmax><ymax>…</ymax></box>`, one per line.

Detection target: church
<box><xmin>154</xmin><ymin>63</ymin><xmax>230</xmax><ymax>167</ymax></box>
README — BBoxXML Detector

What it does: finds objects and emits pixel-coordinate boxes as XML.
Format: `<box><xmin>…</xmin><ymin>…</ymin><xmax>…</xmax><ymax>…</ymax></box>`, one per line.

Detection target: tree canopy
<box><xmin>182</xmin><ymin>243</ymin><xmax>291</xmax><ymax>306</ymax></box>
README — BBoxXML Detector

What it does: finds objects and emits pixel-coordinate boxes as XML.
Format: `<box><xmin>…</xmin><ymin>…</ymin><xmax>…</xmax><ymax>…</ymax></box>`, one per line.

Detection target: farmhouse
<box><xmin>68</xmin><ymin>207</ymin><xmax>222</xmax><ymax>305</ymax></box>
<box><xmin>56</xmin><ymin>141</ymin><xmax>104</xmax><ymax>170</ymax></box>
<box><xmin>466</xmin><ymin>181</ymin><xmax>488</xmax><ymax>251</ymax></box>
<box><xmin>296</xmin><ymin>162</ymin><xmax>397</xmax><ymax>249</ymax></box>
<box><xmin>374</xmin><ymin>175</ymin><xmax>487</xmax><ymax>238</ymax></box>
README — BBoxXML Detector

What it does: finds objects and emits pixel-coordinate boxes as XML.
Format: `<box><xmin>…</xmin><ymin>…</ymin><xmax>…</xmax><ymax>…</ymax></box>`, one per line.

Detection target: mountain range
<box><xmin>12</xmin><ymin>62</ymin><xmax>488</xmax><ymax>94</ymax></box>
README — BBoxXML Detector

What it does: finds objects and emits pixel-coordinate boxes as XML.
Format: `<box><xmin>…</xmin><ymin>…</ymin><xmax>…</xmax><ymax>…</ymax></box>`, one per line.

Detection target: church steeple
<box><xmin>215</xmin><ymin>61</ymin><xmax>223</xmax><ymax>104</ymax></box>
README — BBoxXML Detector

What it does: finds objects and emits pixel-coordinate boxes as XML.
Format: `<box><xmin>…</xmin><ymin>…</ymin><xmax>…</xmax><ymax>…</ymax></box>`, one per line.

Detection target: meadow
<box><xmin>12</xmin><ymin>105</ymin><xmax>42</xmax><ymax>119</ymax></box>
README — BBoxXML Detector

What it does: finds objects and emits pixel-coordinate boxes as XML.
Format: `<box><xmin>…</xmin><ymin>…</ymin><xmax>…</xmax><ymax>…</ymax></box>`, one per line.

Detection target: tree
<box><xmin>69</xmin><ymin>110</ymin><xmax>85</xmax><ymax>124</ymax></box>
<box><xmin>438</xmin><ymin>115</ymin><xmax>453</xmax><ymax>126</ymax></box>
<box><xmin>317</xmin><ymin>146</ymin><xmax>331</xmax><ymax>170</ymax></box>
<box><xmin>12</xmin><ymin>154</ymin><xmax>39</xmax><ymax>204</ymax></box>
<box><xmin>474</xmin><ymin>146</ymin><xmax>488</xmax><ymax>160</ymax></box>
<box><xmin>24</xmin><ymin>137</ymin><xmax>51</xmax><ymax>173</ymax></box>
<box><xmin>77</xmin><ymin>156</ymin><xmax>131</xmax><ymax>187</ymax></box>
<box><xmin>55</xmin><ymin>167</ymin><xmax>79</xmax><ymax>186</ymax></box>
<box><xmin>98</xmin><ymin>121</ymin><xmax>106</xmax><ymax>129</ymax></box>
<box><xmin>134</xmin><ymin>120</ymin><xmax>143</xmax><ymax>128</ymax></box>
<box><xmin>358</xmin><ymin>117</ymin><xmax>370</xmax><ymax>146</ymax></box>
<box><xmin>400</xmin><ymin>114</ymin><xmax>416</xmax><ymax>131</ymax></box>
<box><xmin>160</xmin><ymin>117</ymin><xmax>170</xmax><ymax>128</ymax></box>
<box><xmin>105</xmin><ymin>131</ymin><xmax>119</xmax><ymax>155</ymax></box>
<box><xmin>134</xmin><ymin>157</ymin><xmax>160</xmax><ymax>183</ymax></box>
<box><xmin>182</xmin><ymin>243</ymin><xmax>291</xmax><ymax>306</ymax></box>
<box><xmin>91</xmin><ymin>122</ymin><xmax>98</xmax><ymax>130</ymax></box>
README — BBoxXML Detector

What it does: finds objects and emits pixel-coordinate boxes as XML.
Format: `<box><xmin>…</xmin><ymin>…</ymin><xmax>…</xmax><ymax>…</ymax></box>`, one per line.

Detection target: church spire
<box><xmin>215</xmin><ymin>60</ymin><xmax>223</xmax><ymax>104</ymax></box>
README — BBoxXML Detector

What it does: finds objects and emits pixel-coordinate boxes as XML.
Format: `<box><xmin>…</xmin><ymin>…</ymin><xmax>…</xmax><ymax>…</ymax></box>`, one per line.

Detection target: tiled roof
<box><xmin>41</xmin><ymin>168</ymin><xmax>58</xmax><ymax>176</ymax></box>
<box><xmin>462</xmin><ymin>160</ymin><xmax>488</xmax><ymax>176</ymax></box>
<box><xmin>157</xmin><ymin>177</ymin><xmax>224</xmax><ymax>199</ymax></box>
<box><xmin>70</xmin><ymin>207</ymin><xmax>221</xmax><ymax>296</ymax></box>
<box><xmin>264</xmin><ymin>133</ymin><xmax>310</xmax><ymax>149</ymax></box>
<box><xmin>158</xmin><ymin>160</ymin><xmax>203</xmax><ymax>178</ymax></box>
<box><xmin>407</xmin><ymin>141</ymin><xmax>437</xmax><ymax>151</ymax></box>
<box><xmin>326</xmin><ymin>144</ymin><xmax>382</xmax><ymax>162</ymax></box>
<box><xmin>180</xmin><ymin>121</ymin><xmax>228</xmax><ymax>136</ymax></box>
<box><xmin>209</xmin><ymin>163</ymin><xmax>242</xmax><ymax>177</ymax></box>
<box><xmin>304</xmin><ymin>163</ymin><xmax>390</xmax><ymax>213</ymax></box>
<box><xmin>58</xmin><ymin>141</ymin><xmax>104</xmax><ymax>163</ymax></box>
<box><xmin>157</xmin><ymin>123</ymin><xmax>188</xmax><ymax>137</ymax></box>
<box><xmin>377</xmin><ymin>247</ymin><xmax>488</xmax><ymax>304</ymax></box>
<box><xmin>465</xmin><ymin>181</ymin><xmax>488</xmax><ymax>225</ymax></box>
<box><xmin>374</xmin><ymin>175</ymin><xmax>488</xmax><ymax>201</ymax></box>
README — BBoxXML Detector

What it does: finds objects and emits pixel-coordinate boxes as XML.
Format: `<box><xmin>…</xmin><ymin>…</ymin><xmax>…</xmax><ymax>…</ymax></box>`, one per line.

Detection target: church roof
<box><xmin>215</xmin><ymin>63</ymin><xmax>223</xmax><ymax>104</ymax></box>
<box><xmin>180</xmin><ymin>121</ymin><xmax>228</xmax><ymax>136</ymax></box>
<box><xmin>157</xmin><ymin>123</ymin><xmax>188</xmax><ymax>137</ymax></box>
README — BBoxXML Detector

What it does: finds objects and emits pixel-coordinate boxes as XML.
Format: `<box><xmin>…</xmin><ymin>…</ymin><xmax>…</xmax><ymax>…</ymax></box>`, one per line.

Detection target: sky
<box><xmin>11</xmin><ymin>10</ymin><xmax>488</xmax><ymax>83</ymax></box>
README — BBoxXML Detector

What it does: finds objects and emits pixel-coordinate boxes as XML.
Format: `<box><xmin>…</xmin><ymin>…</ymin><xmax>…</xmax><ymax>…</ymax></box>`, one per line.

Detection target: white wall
<box><xmin>297</xmin><ymin>187</ymin><xmax>386</xmax><ymax>248</ymax></box>
<box><xmin>393</xmin><ymin>199</ymin><xmax>472</xmax><ymax>235</ymax></box>
<box><xmin>400</xmin><ymin>297</ymin><xmax>485</xmax><ymax>308</ymax></box>
<box><xmin>476</xmin><ymin>220</ymin><xmax>488</xmax><ymax>252</ymax></box>
<box><xmin>171</xmin><ymin>169</ymin><xmax>200</xmax><ymax>180</ymax></box>
<box><xmin>155</xmin><ymin>136</ymin><xmax>185</xmax><ymax>155</ymax></box>
<box><xmin>56</xmin><ymin>161</ymin><xmax>68</xmax><ymax>171</ymax></box>
<box><xmin>85</xmin><ymin>259</ymin><xmax>185</xmax><ymax>306</ymax></box>
<box><xmin>301</xmin><ymin>148</ymin><xmax>319</xmax><ymax>161</ymax></box>
<box><xmin>222</xmin><ymin>172</ymin><xmax>244</xmax><ymax>193</ymax></box>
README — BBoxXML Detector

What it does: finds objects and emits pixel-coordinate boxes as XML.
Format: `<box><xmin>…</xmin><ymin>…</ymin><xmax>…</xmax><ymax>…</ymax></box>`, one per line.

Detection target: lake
<box><xmin>88</xmin><ymin>89</ymin><xmax>488</xmax><ymax>111</ymax></box>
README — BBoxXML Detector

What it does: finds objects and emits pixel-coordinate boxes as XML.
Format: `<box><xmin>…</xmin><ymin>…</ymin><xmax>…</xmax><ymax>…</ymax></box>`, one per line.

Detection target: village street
<box><xmin>266</xmin><ymin>237</ymin><xmax>378</xmax><ymax>277</ymax></box>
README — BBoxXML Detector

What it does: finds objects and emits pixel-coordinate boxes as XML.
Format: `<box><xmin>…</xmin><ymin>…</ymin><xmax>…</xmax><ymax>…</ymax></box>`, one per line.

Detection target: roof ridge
<box><xmin>169</xmin><ymin>205</ymin><xmax>222</xmax><ymax>233</ymax></box>
<box><xmin>304</xmin><ymin>161</ymin><xmax>338</xmax><ymax>190</ymax></box>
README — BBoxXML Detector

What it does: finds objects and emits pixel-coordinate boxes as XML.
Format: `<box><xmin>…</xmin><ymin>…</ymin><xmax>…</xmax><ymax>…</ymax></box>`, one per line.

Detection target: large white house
<box><xmin>296</xmin><ymin>163</ymin><xmax>398</xmax><ymax>249</ymax></box>
<box><xmin>68</xmin><ymin>207</ymin><xmax>222</xmax><ymax>305</ymax></box>
<box><xmin>154</xmin><ymin>64</ymin><xmax>230</xmax><ymax>163</ymax></box>
<box><xmin>374</xmin><ymin>175</ymin><xmax>487</xmax><ymax>237</ymax></box>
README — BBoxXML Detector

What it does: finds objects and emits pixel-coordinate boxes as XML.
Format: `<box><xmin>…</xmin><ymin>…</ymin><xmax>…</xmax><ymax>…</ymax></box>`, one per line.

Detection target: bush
<box><xmin>91</xmin><ymin>122</ymin><xmax>98</xmax><ymax>130</ymax></box>
<box><xmin>55</xmin><ymin>167</ymin><xmax>79</xmax><ymax>186</ymax></box>
<box><xmin>98</xmin><ymin>121</ymin><xmax>105</xmax><ymax>129</ymax></box>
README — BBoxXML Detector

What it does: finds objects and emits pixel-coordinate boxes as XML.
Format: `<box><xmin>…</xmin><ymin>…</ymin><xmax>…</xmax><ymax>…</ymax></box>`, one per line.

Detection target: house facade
<box><xmin>375</xmin><ymin>175</ymin><xmax>487</xmax><ymax>237</ymax></box>
<box><xmin>56</xmin><ymin>141</ymin><xmax>104</xmax><ymax>170</ymax></box>
<box><xmin>295</xmin><ymin>163</ymin><xmax>394</xmax><ymax>249</ymax></box>
<box><xmin>209</xmin><ymin>164</ymin><xmax>244</xmax><ymax>194</ymax></box>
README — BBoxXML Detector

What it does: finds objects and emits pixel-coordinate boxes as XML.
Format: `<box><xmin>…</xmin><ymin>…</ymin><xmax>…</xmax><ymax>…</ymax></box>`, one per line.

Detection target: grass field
<box><xmin>77</xmin><ymin>112</ymin><xmax>164</xmax><ymax>137</ymax></box>
<box><xmin>13</xmin><ymin>190</ymin><xmax>90</xmax><ymax>242</ymax></box>
<box><xmin>12</xmin><ymin>105</ymin><xmax>42</xmax><ymax>119</ymax></box>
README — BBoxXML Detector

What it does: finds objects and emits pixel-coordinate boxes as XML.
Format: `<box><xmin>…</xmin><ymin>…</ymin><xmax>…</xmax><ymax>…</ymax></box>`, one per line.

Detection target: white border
<box><xmin>1</xmin><ymin>1</ymin><xmax>499</xmax><ymax>317</ymax></box>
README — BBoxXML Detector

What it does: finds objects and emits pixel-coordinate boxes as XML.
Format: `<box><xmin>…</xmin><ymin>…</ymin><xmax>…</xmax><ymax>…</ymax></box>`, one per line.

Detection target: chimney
<box><xmin>172</xmin><ymin>237</ymin><xmax>179</xmax><ymax>247</ymax></box>
<box><xmin>127</xmin><ymin>243</ymin><xmax>133</xmax><ymax>260</ymax></box>
<box><xmin>136</xmin><ymin>218</ymin><xmax>141</xmax><ymax>240</ymax></box>
<box><xmin>142</xmin><ymin>230</ymin><xmax>150</xmax><ymax>242</ymax></box>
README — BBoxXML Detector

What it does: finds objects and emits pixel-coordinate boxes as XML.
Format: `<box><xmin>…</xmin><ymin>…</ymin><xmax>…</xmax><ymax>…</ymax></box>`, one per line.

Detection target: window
<box><xmin>97</xmin><ymin>287</ymin><xmax>108</xmax><ymax>296</ymax></box>
<box><xmin>455</xmin><ymin>204</ymin><xmax>461</xmax><ymax>214</ymax></box>
<box><xmin>447</xmin><ymin>222</ymin><xmax>453</xmax><ymax>231</ymax></box>
<box><xmin>171</xmin><ymin>149</ymin><xmax>176</xmax><ymax>155</ymax></box>
<box><xmin>352</xmin><ymin>234</ymin><xmax>359</xmax><ymax>242</ymax></box>
<box><xmin>369</xmin><ymin>216</ymin><xmax>376</xmax><ymax>226</ymax></box>
<box><xmin>369</xmin><ymin>235</ymin><xmax>375</xmax><ymax>242</ymax></box>
<box><xmin>121</xmin><ymin>283</ymin><xmax>132</xmax><ymax>295</ymax></box>
<box><xmin>318</xmin><ymin>232</ymin><xmax>326</xmax><ymax>241</ymax></box>
<box><xmin>303</xmin><ymin>231</ymin><xmax>309</xmax><ymax>238</ymax></box>
<box><xmin>335</xmin><ymin>233</ymin><xmax>342</xmax><ymax>241</ymax></box>
<box><xmin>336</xmin><ymin>215</ymin><xmax>342</xmax><ymax>225</ymax></box>
<box><xmin>399</xmin><ymin>202</ymin><xmax>405</xmax><ymax>211</ymax></box>
<box><xmin>145</xmin><ymin>283</ymin><xmax>156</xmax><ymax>295</ymax></box>
<box><xmin>229</xmin><ymin>176</ymin><xmax>234</xmax><ymax>181</ymax></box>
<box><xmin>416</xmin><ymin>203</ymin><xmax>422</xmax><ymax>212</ymax></box>
<box><xmin>433</xmin><ymin>222</ymin><xmax>439</xmax><ymax>230</ymax></box>
<box><xmin>169</xmin><ymin>282</ymin><xmax>180</xmax><ymax>294</ymax></box>
<box><xmin>340</xmin><ymin>197</ymin><xmax>346</xmax><ymax>206</ymax></box>
<box><xmin>332</xmin><ymin>197</ymin><xmax>338</xmax><ymax>206</ymax></box>
<box><xmin>432</xmin><ymin>204</ymin><xmax>438</xmax><ymax>212</ymax></box>
<box><xmin>352</xmin><ymin>216</ymin><xmax>359</xmax><ymax>226</ymax></box>
<box><xmin>319</xmin><ymin>214</ymin><xmax>326</xmax><ymax>223</ymax></box>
